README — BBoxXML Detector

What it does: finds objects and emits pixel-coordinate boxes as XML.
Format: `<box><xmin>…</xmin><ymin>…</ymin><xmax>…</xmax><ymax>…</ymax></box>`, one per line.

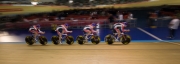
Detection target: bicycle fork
<box><xmin>58</xmin><ymin>34</ymin><xmax>70</xmax><ymax>42</ymax></box>
<box><xmin>122</xmin><ymin>35</ymin><xmax>127</xmax><ymax>41</ymax></box>
<box><xmin>32</xmin><ymin>34</ymin><xmax>41</xmax><ymax>43</ymax></box>
<box><xmin>84</xmin><ymin>35</ymin><xmax>92</xmax><ymax>43</ymax></box>
<box><xmin>114</xmin><ymin>35</ymin><xmax>126</xmax><ymax>42</ymax></box>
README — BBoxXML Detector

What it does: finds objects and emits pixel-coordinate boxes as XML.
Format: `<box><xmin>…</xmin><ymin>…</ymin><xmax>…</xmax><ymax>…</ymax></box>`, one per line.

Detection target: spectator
<box><xmin>21</xmin><ymin>16</ymin><xmax>27</xmax><ymax>22</ymax></box>
<box><xmin>108</xmin><ymin>13</ymin><xmax>115</xmax><ymax>29</ymax></box>
<box><xmin>123</xmin><ymin>12</ymin><xmax>129</xmax><ymax>21</ymax></box>
<box><xmin>118</xmin><ymin>12</ymin><xmax>123</xmax><ymax>22</ymax></box>
<box><xmin>128</xmin><ymin>12</ymin><xmax>133</xmax><ymax>19</ymax></box>
<box><xmin>89</xmin><ymin>11</ymin><xmax>98</xmax><ymax>19</ymax></box>
<box><xmin>175</xmin><ymin>10</ymin><xmax>180</xmax><ymax>19</ymax></box>
<box><xmin>167</xmin><ymin>15</ymin><xmax>180</xmax><ymax>39</ymax></box>
<box><xmin>148</xmin><ymin>12</ymin><xmax>158</xmax><ymax>28</ymax></box>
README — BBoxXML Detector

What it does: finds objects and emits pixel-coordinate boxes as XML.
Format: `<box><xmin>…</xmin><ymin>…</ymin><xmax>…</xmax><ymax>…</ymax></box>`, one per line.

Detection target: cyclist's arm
<box><xmin>55</xmin><ymin>26</ymin><xmax>62</xmax><ymax>32</ymax></box>
<box><xmin>33</xmin><ymin>25</ymin><xmax>37</xmax><ymax>30</ymax></box>
<box><xmin>38</xmin><ymin>29</ymin><xmax>44</xmax><ymax>33</ymax></box>
<box><xmin>114</xmin><ymin>25</ymin><xmax>121</xmax><ymax>29</ymax></box>
<box><xmin>90</xmin><ymin>26</ymin><xmax>96</xmax><ymax>32</ymax></box>
<box><xmin>121</xmin><ymin>26</ymin><xmax>129</xmax><ymax>32</ymax></box>
<box><xmin>62</xmin><ymin>25</ymin><xmax>71</xmax><ymax>32</ymax></box>
<box><xmin>120</xmin><ymin>26</ymin><xmax>125</xmax><ymax>32</ymax></box>
<box><xmin>29</xmin><ymin>28</ymin><xmax>33</xmax><ymax>31</ymax></box>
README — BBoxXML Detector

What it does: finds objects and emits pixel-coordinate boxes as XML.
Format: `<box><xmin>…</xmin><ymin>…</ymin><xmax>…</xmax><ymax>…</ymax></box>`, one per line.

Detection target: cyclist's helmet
<box><xmin>65</xmin><ymin>23</ymin><xmax>69</xmax><ymax>27</ymax></box>
<box><xmin>123</xmin><ymin>22</ymin><xmax>128</xmax><ymax>27</ymax></box>
<box><xmin>92</xmin><ymin>23</ymin><xmax>97</xmax><ymax>26</ymax></box>
<box><xmin>36</xmin><ymin>24</ymin><xmax>41</xmax><ymax>28</ymax></box>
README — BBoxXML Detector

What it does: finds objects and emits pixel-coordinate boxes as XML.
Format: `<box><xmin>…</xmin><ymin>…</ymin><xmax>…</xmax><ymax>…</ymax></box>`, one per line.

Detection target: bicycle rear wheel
<box><xmin>120</xmin><ymin>35</ymin><xmax>131</xmax><ymax>45</ymax></box>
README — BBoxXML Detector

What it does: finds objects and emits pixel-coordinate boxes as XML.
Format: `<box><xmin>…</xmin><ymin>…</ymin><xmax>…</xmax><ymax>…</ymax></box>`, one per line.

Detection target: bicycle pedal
<box><xmin>90</xmin><ymin>34</ymin><xmax>93</xmax><ymax>35</ymax></box>
<box><xmin>59</xmin><ymin>42</ymin><xmax>63</xmax><ymax>44</ymax></box>
<box><xmin>115</xmin><ymin>39</ymin><xmax>119</xmax><ymax>42</ymax></box>
<box><xmin>84</xmin><ymin>40</ymin><xmax>88</xmax><ymax>43</ymax></box>
<box><xmin>34</xmin><ymin>39</ymin><xmax>38</xmax><ymax>43</ymax></box>
<box><xmin>62</xmin><ymin>34</ymin><xmax>67</xmax><ymax>36</ymax></box>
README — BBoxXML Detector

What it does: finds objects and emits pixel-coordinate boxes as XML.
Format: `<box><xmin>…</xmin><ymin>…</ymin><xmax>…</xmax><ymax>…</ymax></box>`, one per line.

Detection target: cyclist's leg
<box><xmin>57</xmin><ymin>29</ymin><xmax>63</xmax><ymax>44</ymax></box>
<box><xmin>62</xmin><ymin>30</ymin><xmax>67</xmax><ymax>38</ymax></box>
<box><xmin>113</xmin><ymin>28</ymin><xmax>117</xmax><ymax>35</ymax></box>
<box><xmin>30</xmin><ymin>30</ymin><xmax>38</xmax><ymax>42</ymax></box>
<box><xmin>115</xmin><ymin>28</ymin><xmax>121</xmax><ymax>40</ymax></box>
<box><xmin>83</xmin><ymin>29</ymin><xmax>91</xmax><ymax>39</ymax></box>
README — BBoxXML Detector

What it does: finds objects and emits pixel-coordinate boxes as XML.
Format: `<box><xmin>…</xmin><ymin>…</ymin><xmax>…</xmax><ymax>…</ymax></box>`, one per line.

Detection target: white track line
<box><xmin>137</xmin><ymin>27</ymin><xmax>180</xmax><ymax>45</ymax></box>
<box><xmin>137</xmin><ymin>27</ymin><xmax>163</xmax><ymax>41</ymax></box>
<box><xmin>163</xmin><ymin>40</ymin><xmax>180</xmax><ymax>45</ymax></box>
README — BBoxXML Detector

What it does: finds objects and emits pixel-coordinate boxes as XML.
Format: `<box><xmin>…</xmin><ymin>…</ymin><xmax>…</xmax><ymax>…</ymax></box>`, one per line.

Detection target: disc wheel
<box><xmin>51</xmin><ymin>36</ymin><xmax>59</xmax><ymax>45</ymax></box>
<box><xmin>105</xmin><ymin>35</ymin><xmax>115</xmax><ymax>45</ymax></box>
<box><xmin>25</xmin><ymin>36</ymin><xmax>35</xmax><ymax>45</ymax></box>
<box><xmin>76</xmin><ymin>35</ymin><xmax>85</xmax><ymax>45</ymax></box>
<box><xmin>120</xmin><ymin>35</ymin><xmax>131</xmax><ymax>45</ymax></box>
<box><xmin>91</xmin><ymin>35</ymin><xmax>100</xmax><ymax>45</ymax></box>
<box><xmin>65</xmin><ymin>36</ymin><xmax>74</xmax><ymax>45</ymax></box>
<box><xmin>39</xmin><ymin>36</ymin><xmax>48</xmax><ymax>45</ymax></box>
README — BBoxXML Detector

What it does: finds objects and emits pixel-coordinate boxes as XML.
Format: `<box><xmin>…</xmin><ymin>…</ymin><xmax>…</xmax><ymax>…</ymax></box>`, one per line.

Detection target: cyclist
<box><xmin>83</xmin><ymin>23</ymin><xmax>98</xmax><ymax>40</ymax></box>
<box><xmin>113</xmin><ymin>22</ymin><xmax>130</xmax><ymax>41</ymax></box>
<box><xmin>55</xmin><ymin>23</ymin><xmax>72</xmax><ymax>44</ymax></box>
<box><xmin>29</xmin><ymin>24</ymin><xmax>45</xmax><ymax>42</ymax></box>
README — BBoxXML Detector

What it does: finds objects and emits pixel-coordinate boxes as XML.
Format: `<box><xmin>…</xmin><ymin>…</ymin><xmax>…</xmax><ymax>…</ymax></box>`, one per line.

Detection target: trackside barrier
<box><xmin>5</xmin><ymin>19</ymin><xmax>137</xmax><ymax>29</ymax></box>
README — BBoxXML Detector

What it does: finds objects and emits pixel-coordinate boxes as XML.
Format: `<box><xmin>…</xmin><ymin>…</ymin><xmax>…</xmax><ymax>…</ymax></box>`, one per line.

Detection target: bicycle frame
<box><xmin>111</xmin><ymin>28</ymin><xmax>129</xmax><ymax>41</ymax></box>
<box><xmin>31</xmin><ymin>33</ymin><xmax>42</xmax><ymax>40</ymax></box>
<box><xmin>111</xmin><ymin>33</ymin><xmax>124</xmax><ymax>41</ymax></box>
<box><xmin>61</xmin><ymin>34</ymin><xmax>67</xmax><ymax>40</ymax></box>
<box><xmin>59</xmin><ymin>34</ymin><xmax>71</xmax><ymax>41</ymax></box>
<box><xmin>84</xmin><ymin>34</ymin><xmax>93</xmax><ymax>40</ymax></box>
<box><xmin>83</xmin><ymin>31</ymin><xmax>98</xmax><ymax>40</ymax></box>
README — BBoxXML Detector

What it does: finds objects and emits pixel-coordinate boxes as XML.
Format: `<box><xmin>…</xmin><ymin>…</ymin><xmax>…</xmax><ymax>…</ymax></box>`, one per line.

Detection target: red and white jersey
<box><xmin>55</xmin><ymin>25</ymin><xmax>71</xmax><ymax>33</ymax></box>
<box><xmin>113</xmin><ymin>23</ymin><xmax>125</xmax><ymax>32</ymax></box>
<box><xmin>29</xmin><ymin>25</ymin><xmax>42</xmax><ymax>32</ymax></box>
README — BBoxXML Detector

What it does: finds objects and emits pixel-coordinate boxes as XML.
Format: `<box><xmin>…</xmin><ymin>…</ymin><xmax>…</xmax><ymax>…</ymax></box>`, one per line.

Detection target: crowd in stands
<box><xmin>0</xmin><ymin>0</ymin><xmax>149</xmax><ymax>6</ymax></box>
<box><xmin>147</xmin><ymin>8</ymin><xmax>180</xmax><ymax>27</ymax></box>
<box><xmin>0</xmin><ymin>8</ymin><xmax>135</xmax><ymax>24</ymax></box>
<box><xmin>0</xmin><ymin>2</ymin><xmax>54</xmax><ymax>5</ymax></box>
<box><xmin>1</xmin><ymin>7</ymin><xmax>179</xmax><ymax>25</ymax></box>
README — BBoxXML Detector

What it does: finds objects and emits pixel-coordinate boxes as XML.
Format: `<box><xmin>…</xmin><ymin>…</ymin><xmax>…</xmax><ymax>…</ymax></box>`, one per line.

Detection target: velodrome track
<box><xmin>1</xmin><ymin>0</ymin><xmax>180</xmax><ymax>63</ymax></box>
<box><xmin>0</xmin><ymin>27</ymin><xmax>180</xmax><ymax>64</ymax></box>
<box><xmin>0</xmin><ymin>42</ymin><xmax>180</xmax><ymax>64</ymax></box>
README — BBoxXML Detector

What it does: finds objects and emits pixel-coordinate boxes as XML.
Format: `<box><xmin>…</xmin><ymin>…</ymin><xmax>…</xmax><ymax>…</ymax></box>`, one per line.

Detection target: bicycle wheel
<box><xmin>105</xmin><ymin>34</ymin><xmax>115</xmax><ymax>45</ymax></box>
<box><xmin>25</xmin><ymin>36</ymin><xmax>35</xmax><ymax>45</ymax></box>
<box><xmin>76</xmin><ymin>35</ymin><xmax>85</xmax><ymax>45</ymax></box>
<box><xmin>120</xmin><ymin>34</ymin><xmax>131</xmax><ymax>45</ymax></box>
<box><xmin>39</xmin><ymin>36</ymin><xmax>48</xmax><ymax>45</ymax></box>
<box><xmin>51</xmin><ymin>35</ymin><xmax>59</xmax><ymax>45</ymax></box>
<box><xmin>91</xmin><ymin>35</ymin><xmax>101</xmax><ymax>45</ymax></box>
<box><xmin>65</xmin><ymin>36</ymin><xmax>74</xmax><ymax>45</ymax></box>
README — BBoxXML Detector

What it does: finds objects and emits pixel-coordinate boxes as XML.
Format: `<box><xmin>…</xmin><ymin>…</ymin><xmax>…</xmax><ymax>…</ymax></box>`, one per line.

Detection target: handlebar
<box><xmin>62</xmin><ymin>34</ymin><xmax>68</xmax><ymax>36</ymax></box>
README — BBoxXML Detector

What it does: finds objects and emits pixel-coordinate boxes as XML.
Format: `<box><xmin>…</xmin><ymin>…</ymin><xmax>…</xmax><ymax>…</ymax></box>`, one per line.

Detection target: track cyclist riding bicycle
<box><xmin>29</xmin><ymin>24</ymin><xmax>45</xmax><ymax>42</ymax></box>
<box><xmin>76</xmin><ymin>23</ymin><xmax>100</xmax><ymax>45</ymax></box>
<box><xmin>83</xmin><ymin>23</ymin><xmax>98</xmax><ymax>40</ymax></box>
<box><xmin>55</xmin><ymin>23</ymin><xmax>72</xmax><ymax>44</ymax></box>
<box><xmin>113</xmin><ymin>22</ymin><xmax>130</xmax><ymax>41</ymax></box>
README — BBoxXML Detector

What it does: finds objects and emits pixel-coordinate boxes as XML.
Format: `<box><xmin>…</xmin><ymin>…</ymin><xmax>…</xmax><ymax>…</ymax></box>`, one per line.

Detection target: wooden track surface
<box><xmin>0</xmin><ymin>42</ymin><xmax>180</xmax><ymax>64</ymax></box>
